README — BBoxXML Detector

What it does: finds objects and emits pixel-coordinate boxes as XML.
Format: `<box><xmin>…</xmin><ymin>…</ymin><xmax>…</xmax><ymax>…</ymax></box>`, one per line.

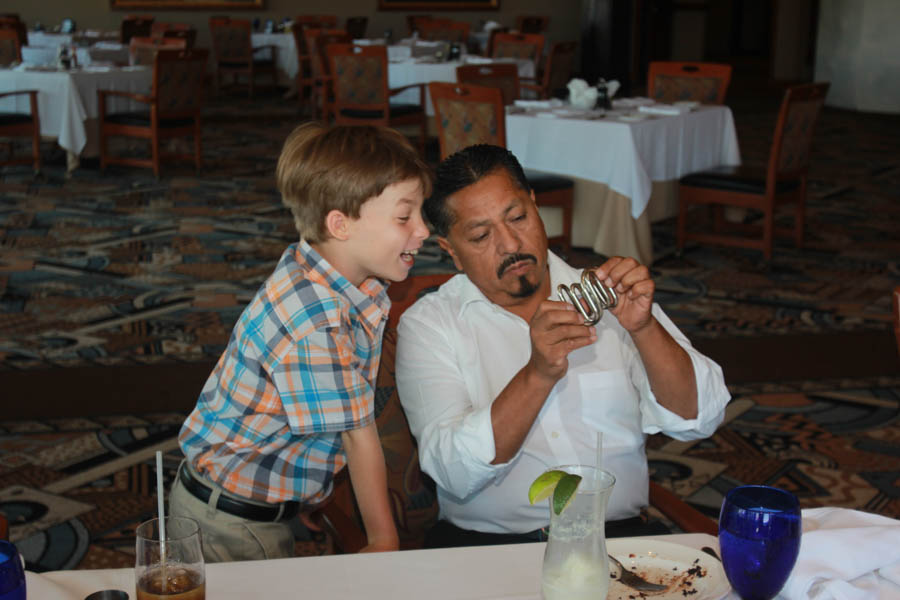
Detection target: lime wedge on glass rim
<box><xmin>528</xmin><ymin>470</ymin><xmax>582</xmax><ymax>515</ymax></box>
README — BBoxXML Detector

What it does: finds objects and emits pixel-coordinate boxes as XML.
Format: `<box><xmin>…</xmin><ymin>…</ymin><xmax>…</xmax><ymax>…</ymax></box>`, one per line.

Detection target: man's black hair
<box><xmin>425</xmin><ymin>145</ymin><xmax>531</xmax><ymax>237</ymax></box>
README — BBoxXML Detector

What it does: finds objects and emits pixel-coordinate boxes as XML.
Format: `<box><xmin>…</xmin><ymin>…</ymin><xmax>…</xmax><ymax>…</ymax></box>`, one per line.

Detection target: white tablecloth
<box><xmin>25</xmin><ymin>530</ymin><xmax>900</xmax><ymax>599</ymax></box>
<box><xmin>390</xmin><ymin>55</ymin><xmax>534</xmax><ymax>115</ymax></box>
<box><xmin>506</xmin><ymin>105</ymin><xmax>741</xmax><ymax>262</ymax></box>
<box><xmin>0</xmin><ymin>66</ymin><xmax>152</xmax><ymax>156</ymax></box>
<box><xmin>21</xmin><ymin>44</ymin><xmax>129</xmax><ymax>68</ymax></box>
<box><xmin>251</xmin><ymin>32</ymin><xmax>297</xmax><ymax>82</ymax></box>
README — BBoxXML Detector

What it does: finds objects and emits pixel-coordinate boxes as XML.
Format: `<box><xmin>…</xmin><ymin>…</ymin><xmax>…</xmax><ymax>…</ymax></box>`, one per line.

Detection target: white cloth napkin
<box><xmin>513</xmin><ymin>98</ymin><xmax>564</xmax><ymax>110</ymax></box>
<box><xmin>612</xmin><ymin>97</ymin><xmax>654</xmax><ymax>108</ymax></box>
<box><xmin>780</xmin><ymin>507</ymin><xmax>900</xmax><ymax>600</ymax></box>
<box><xmin>638</xmin><ymin>104</ymin><xmax>689</xmax><ymax>116</ymax></box>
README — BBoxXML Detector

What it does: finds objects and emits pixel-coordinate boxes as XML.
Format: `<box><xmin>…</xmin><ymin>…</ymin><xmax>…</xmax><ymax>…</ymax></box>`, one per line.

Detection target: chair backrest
<box><xmin>294</xmin><ymin>14</ymin><xmax>338</xmax><ymax>29</ymax></box>
<box><xmin>429</xmin><ymin>82</ymin><xmax>505</xmax><ymax>160</ymax></box>
<box><xmin>130</xmin><ymin>36</ymin><xmax>187</xmax><ymax>66</ymax></box>
<box><xmin>456</xmin><ymin>62</ymin><xmax>520</xmax><ymax>107</ymax></box>
<box><xmin>516</xmin><ymin>15</ymin><xmax>550</xmax><ymax>34</ymax></box>
<box><xmin>0</xmin><ymin>27</ymin><xmax>20</xmax><ymax>66</ymax></box>
<box><xmin>491</xmin><ymin>32</ymin><xmax>544</xmax><ymax>62</ymax></box>
<box><xmin>161</xmin><ymin>28</ymin><xmax>197</xmax><ymax>49</ymax></box>
<box><xmin>328</xmin><ymin>43</ymin><xmax>389</xmax><ymax>111</ymax></box>
<box><xmin>536</xmin><ymin>41</ymin><xmax>577</xmax><ymax>99</ymax></box>
<box><xmin>313</xmin><ymin>29</ymin><xmax>352</xmax><ymax>80</ymax></box>
<box><xmin>209</xmin><ymin>17</ymin><xmax>252</xmax><ymax>63</ymax></box>
<box><xmin>153</xmin><ymin>48</ymin><xmax>209</xmax><ymax>117</ymax></box>
<box><xmin>767</xmin><ymin>82</ymin><xmax>830</xmax><ymax>180</ymax></box>
<box><xmin>151</xmin><ymin>22</ymin><xmax>192</xmax><ymax>34</ymax></box>
<box><xmin>406</xmin><ymin>14</ymin><xmax>432</xmax><ymax>36</ymax></box>
<box><xmin>344</xmin><ymin>16</ymin><xmax>368</xmax><ymax>40</ymax></box>
<box><xmin>417</xmin><ymin>19</ymin><xmax>470</xmax><ymax>43</ymax></box>
<box><xmin>304</xmin><ymin>28</ymin><xmax>349</xmax><ymax>80</ymax></box>
<box><xmin>647</xmin><ymin>61</ymin><xmax>732</xmax><ymax>104</ymax></box>
<box><xmin>0</xmin><ymin>16</ymin><xmax>26</xmax><ymax>49</ymax></box>
<box><xmin>121</xmin><ymin>15</ymin><xmax>154</xmax><ymax>44</ymax></box>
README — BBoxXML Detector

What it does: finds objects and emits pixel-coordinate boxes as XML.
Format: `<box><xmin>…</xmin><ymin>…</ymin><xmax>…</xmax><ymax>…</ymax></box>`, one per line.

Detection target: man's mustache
<box><xmin>497</xmin><ymin>253</ymin><xmax>537</xmax><ymax>278</ymax></box>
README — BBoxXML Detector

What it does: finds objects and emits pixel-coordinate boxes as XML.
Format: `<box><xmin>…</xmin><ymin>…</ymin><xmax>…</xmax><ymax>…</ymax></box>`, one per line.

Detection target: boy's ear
<box><xmin>324</xmin><ymin>209</ymin><xmax>353</xmax><ymax>241</ymax></box>
<box><xmin>437</xmin><ymin>236</ymin><xmax>464</xmax><ymax>272</ymax></box>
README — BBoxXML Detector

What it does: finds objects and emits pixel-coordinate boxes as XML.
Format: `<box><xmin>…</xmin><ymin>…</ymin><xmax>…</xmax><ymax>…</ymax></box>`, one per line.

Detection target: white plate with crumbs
<box><xmin>607</xmin><ymin>539</ymin><xmax>730</xmax><ymax>600</ymax></box>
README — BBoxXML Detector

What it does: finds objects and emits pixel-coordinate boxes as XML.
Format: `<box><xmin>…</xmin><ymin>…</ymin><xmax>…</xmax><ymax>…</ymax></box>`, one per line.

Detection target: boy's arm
<box><xmin>341</xmin><ymin>421</ymin><xmax>399</xmax><ymax>553</ymax></box>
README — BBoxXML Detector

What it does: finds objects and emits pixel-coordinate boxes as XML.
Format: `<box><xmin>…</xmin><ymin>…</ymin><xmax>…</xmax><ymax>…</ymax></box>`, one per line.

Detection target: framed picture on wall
<box><xmin>378</xmin><ymin>0</ymin><xmax>499</xmax><ymax>10</ymax></box>
<box><xmin>111</xmin><ymin>0</ymin><xmax>264</xmax><ymax>9</ymax></box>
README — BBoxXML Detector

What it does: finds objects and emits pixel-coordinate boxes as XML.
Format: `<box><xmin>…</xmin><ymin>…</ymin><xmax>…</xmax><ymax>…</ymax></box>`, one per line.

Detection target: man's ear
<box><xmin>437</xmin><ymin>236</ymin><xmax>464</xmax><ymax>272</ymax></box>
<box><xmin>324</xmin><ymin>209</ymin><xmax>352</xmax><ymax>241</ymax></box>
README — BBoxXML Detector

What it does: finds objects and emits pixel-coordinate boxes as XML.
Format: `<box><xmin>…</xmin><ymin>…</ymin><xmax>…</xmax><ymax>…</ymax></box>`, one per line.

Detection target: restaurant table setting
<box><xmin>19</xmin><ymin>505</ymin><xmax>900</xmax><ymax>600</ymax></box>
<box><xmin>505</xmin><ymin>92</ymin><xmax>740</xmax><ymax>263</ymax></box>
<box><xmin>0</xmin><ymin>64</ymin><xmax>151</xmax><ymax>171</ymax></box>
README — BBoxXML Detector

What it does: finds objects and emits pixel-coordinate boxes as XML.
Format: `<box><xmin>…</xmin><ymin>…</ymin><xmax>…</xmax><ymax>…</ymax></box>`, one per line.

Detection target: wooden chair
<box><xmin>98</xmin><ymin>48</ymin><xmax>208</xmax><ymax>178</ymax></box>
<box><xmin>0</xmin><ymin>89</ymin><xmax>41</xmax><ymax>173</ymax></box>
<box><xmin>0</xmin><ymin>511</ymin><xmax>7</xmax><ymax>540</ymax></box>
<box><xmin>647</xmin><ymin>61</ymin><xmax>733</xmax><ymax>104</ymax></box>
<box><xmin>327</xmin><ymin>43</ymin><xmax>426</xmax><ymax>156</ymax></box>
<box><xmin>456</xmin><ymin>63</ymin><xmax>520</xmax><ymax>106</ymax></box>
<box><xmin>483</xmin><ymin>26</ymin><xmax>510</xmax><ymax>57</ymax></box>
<box><xmin>520</xmin><ymin>41</ymin><xmax>578</xmax><ymax>100</ymax></box>
<box><xmin>417</xmin><ymin>19</ymin><xmax>470</xmax><ymax>44</ymax></box>
<box><xmin>344</xmin><ymin>16</ymin><xmax>368</xmax><ymax>40</ymax></box>
<box><xmin>515</xmin><ymin>15</ymin><xmax>550</xmax><ymax>34</ymax></box>
<box><xmin>491</xmin><ymin>32</ymin><xmax>544</xmax><ymax>63</ymax></box>
<box><xmin>406</xmin><ymin>15</ymin><xmax>432</xmax><ymax>36</ymax></box>
<box><xmin>120</xmin><ymin>15</ymin><xmax>154</xmax><ymax>44</ymax></box>
<box><xmin>161</xmin><ymin>28</ymin><xmax>197</xmax><ymax>49</ymax></box>
<box><xmin>129</xmin><ymin>36</ymin><xmax>187</xmax><ymax>66</ymax></box>
<box><xmin>677</xmin><ymin>82</ymin><xmax>830</xmax><ymax>260</ymax></box>
<box><xmin>429</xmin><ymin>81</ymin><xmax>573</xmax><ymax>252</ymax></box>
<box><xmin>306</xmin><ymin>29</ymin><xmax>352</xmax><ymax>121</ymax></box>
<box><xmin>314</xmin><ymin>272</ymin><xmax>719</xmax><ymax>552</ymax></box>
<box><xmin>0</xmin><ymin>16</ymin><xmax>26</xmax><ymax>51</ymax></box>
<box><xmin>293</xmin><ymin>15</ymin><xmax>338</xmax><ymax>29</ymax></box>
<box><xmin>0</xmin><ymin>25</ymin><xmax>21</xmax><ymax>66</ymax></box>
<box><xmin>209</xmin><ymin>17</ymin><xmax>277</xmax><ymax>98</ymax></box>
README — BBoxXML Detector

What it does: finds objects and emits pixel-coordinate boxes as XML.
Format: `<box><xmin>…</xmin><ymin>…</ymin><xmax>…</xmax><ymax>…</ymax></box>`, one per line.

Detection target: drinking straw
<box><xmin>596</xmin><ymin>431</ymin><xmax>603</xmax><ymax>469</ymax></box>
<box><xmin>155</xmin><ymin>450</ymin><xmax>167</xmax><ymax>592</ymax></box>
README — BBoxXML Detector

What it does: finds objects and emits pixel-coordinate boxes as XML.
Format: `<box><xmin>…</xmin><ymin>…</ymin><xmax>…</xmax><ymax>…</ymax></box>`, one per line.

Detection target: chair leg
<box><xmin>151</xmin><ymin>134</ymin><xmax>161</xmax><ymax>179</ymax></box>
<box><xmin>676</xmin><ymin>188</ymin><xmax>689</xmax><ymax>253</ymax></box>
<box><xmin>795</xmin><ymin>180</ymin><xmax>806</xmax><ymax>248</ymax></box>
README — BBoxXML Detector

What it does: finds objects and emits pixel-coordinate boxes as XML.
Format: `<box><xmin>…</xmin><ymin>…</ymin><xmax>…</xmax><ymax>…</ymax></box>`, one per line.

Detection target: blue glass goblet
<box><xmin>718</xmin><ymin>485</ymin><xmax>802</xmax><ymax>600</ymax></box>
<box><xmin>0</xmin><ymin>541</ymin><xmax>26</xmax><ymax>600</ymax></box>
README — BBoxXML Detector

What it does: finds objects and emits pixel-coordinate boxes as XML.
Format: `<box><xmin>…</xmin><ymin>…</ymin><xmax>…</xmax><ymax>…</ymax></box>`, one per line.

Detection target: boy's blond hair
<box><xmin>276</xmin><ymin>123</ymin><xmax>432</xmax><ymax>244</ymax></box>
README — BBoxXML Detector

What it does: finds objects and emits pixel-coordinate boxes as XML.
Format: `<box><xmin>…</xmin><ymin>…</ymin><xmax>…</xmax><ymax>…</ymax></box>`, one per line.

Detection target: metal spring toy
<box><xmin>557</xmin><ymin>270</ymin><xmax>618</xmax><ymax>326</ymax></box>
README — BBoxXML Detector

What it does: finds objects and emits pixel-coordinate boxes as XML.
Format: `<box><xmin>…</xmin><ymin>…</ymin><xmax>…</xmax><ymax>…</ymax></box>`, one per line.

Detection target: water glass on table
<box><xmin>135</xmin><ymin>516</ymin><xmax>205</xmax><ymax>600</ymax></box>
<box><xmin>718</xmin><ymin>485</ymin><xmax>802</xmax><ymax>600</ymax></box>
<box><xmin>0</xmin><ymin>541</ymin><xmax>25</xmax><ymax>600</ymax></box>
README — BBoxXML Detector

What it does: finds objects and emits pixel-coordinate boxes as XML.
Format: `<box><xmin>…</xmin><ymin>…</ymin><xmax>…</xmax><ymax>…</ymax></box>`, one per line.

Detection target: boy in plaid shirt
<box><xmin>172</xmin><ymin>124</ymin><xmax>431</xmax><ymax>561</ymax></box>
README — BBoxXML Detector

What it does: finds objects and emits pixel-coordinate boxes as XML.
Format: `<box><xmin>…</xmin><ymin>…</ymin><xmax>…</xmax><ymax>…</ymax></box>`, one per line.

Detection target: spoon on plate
<box><xmin>608</xmin><ymin>553</ymin><xmax>667</xmax><ymax>593</ymax></box>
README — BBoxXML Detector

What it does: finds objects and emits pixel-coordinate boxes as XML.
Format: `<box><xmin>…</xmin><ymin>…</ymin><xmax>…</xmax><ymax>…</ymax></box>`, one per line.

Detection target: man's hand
<box><xmin>527</xmin><ymin>299</ymin><xmax>596</xmax><ymax>383</ymax></box>
<box><xmin>593</xmin><ymin>257</ymin><xmax>655</xmax><ymax>334</ymax></box>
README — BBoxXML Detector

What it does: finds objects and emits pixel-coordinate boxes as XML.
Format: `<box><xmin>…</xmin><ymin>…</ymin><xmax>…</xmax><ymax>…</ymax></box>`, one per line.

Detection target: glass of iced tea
<box><xmin>135</xmin><ymin>516</ymin><xmax>205</xmax><ymax>600</ymax></box>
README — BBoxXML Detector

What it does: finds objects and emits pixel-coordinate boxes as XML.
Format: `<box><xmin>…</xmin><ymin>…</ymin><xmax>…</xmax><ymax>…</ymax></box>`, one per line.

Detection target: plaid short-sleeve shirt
<box><xmin>179</xmin><ymin>241</ymin><xmax>389</xmax><ymax>505</ymax></box>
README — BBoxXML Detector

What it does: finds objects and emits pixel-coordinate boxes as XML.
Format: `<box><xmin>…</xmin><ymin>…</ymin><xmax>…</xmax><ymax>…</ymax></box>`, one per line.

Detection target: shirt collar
<box><xmin>295</xmin><ymin>240</ymin><xmax>390</xmax><ymax>328</ymax></box>
<box><xmin>455</xmin><ymin>251</ymin><xmax>576</xmax><ymax>318</ymax></box>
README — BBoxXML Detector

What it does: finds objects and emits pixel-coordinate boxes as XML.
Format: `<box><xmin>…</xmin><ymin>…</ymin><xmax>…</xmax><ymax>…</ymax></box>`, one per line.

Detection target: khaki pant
<box><xmin>168</xmin><ymin>462</ymin><xmax>295</xmax><ymax>563</ymax></box>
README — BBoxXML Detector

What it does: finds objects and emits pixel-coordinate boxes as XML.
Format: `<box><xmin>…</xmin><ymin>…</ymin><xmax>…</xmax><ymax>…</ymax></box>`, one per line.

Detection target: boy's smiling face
<box><xmin>339</xmin><ymin>178</ymin><xmax>430</xmax><ymax>286</ymax></box>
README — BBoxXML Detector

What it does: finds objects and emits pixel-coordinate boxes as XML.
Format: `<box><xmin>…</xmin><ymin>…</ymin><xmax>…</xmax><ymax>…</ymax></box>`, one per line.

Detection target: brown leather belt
<box><xmin>179</xmin><ymin>465</ymin><xmax>299</xmax><ymax>522</ymax></box>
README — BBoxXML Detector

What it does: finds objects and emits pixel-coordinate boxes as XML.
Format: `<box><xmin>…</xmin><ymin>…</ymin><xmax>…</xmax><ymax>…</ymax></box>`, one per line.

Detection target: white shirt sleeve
<box><xmin>632</xmin><ymin>305</ymin><xmax>730</xmax><ymax>440</ymax></box>
<box><xmin>395</xmin><ymin>307</ymin><xmax>515</xmax><ymax>501</ymax></box>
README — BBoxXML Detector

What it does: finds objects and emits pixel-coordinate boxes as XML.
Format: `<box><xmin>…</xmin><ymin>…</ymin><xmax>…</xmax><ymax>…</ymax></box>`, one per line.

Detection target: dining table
<box><xmin>251</xmin><ymin>31</ymin><xmax>297</xmax><ymax>84</ymax></box>
<box><xmin>22</xmin><ymin>517</ymin><xmax>900</xmax><ymax>599</ymax></box>
<box><xmin>505</xmin><ymin>101</ymin><xmax>741</xmax><ymax>264</ymax></box>
<box><xmin>389</xmin><ymin>54</ymin><xmax>535</xmax><ymax>116</ymax></box>
<box><xmin>0</xmin><ymin>65</ymin><xmax>152</xmax><ymax>172</ymax></box>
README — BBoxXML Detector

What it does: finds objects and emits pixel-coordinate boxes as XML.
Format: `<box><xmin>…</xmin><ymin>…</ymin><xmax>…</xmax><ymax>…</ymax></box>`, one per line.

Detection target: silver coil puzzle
<box><xmin>557</xmin><ymin>270</ymin><xmax>618</xmax><ymax>326</ymax></box>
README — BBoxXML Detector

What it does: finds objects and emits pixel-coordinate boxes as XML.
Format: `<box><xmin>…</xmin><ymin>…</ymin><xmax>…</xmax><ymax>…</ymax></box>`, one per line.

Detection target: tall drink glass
<box><xmin>541</xmin><ymin>465</ymin><xmax>616</xmax><ymax>600</ymax></box>
<box><xmin>0</xmin><ymin>541</ymin><xmax>26</xmax><ymax>600</ymax></box>
<box><xmin>136</xmin><ymin>516</ymin><xmax>205</xmax><ymax>600</ymax></box>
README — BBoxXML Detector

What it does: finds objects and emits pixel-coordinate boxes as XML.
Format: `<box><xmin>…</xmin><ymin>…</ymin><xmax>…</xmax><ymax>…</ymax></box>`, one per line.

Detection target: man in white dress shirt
<box><xmin>395</xmin><ymin>144</ymin><xmax>730</xmax><ymax>547</ymax></box>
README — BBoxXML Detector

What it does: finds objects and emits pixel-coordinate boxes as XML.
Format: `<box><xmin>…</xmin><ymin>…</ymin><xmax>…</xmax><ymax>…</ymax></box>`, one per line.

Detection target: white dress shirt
<box><xmin>395</xmin><ymin>252</ymin><xmax>730</xmax><ymax>534</ymax></box>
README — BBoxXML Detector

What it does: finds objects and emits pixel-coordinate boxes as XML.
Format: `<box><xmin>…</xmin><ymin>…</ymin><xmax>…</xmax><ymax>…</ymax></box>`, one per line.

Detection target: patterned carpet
<box><xmin>1</xmin><ymin>90</ymin><xmax>898</xmax><ymax>570</ymax></box>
